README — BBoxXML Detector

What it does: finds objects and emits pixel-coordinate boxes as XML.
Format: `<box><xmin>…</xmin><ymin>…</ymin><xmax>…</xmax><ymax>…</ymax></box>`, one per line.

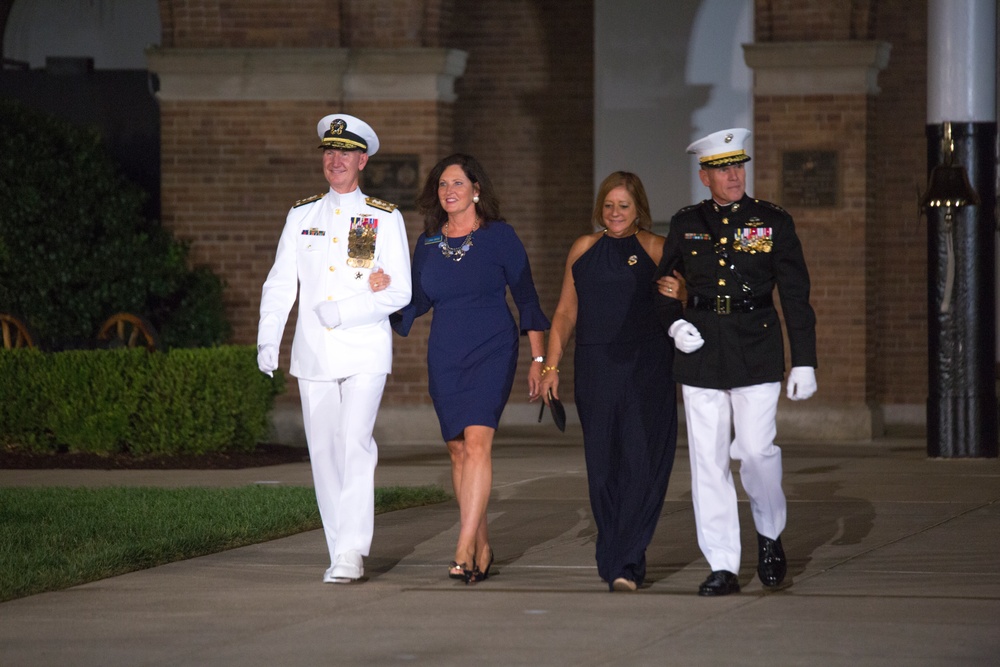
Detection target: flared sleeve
<box><xmin>499</xmin><ymin>223</ymin><xmax>550</xmax><ymax>334</ymax></box>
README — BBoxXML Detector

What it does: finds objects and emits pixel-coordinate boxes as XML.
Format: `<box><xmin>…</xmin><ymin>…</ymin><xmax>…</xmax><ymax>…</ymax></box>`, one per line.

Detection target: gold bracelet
<box><xmin>541</xmin><ymin>365</ymin><xmax>559</xmax><ymax>376</ymax></box>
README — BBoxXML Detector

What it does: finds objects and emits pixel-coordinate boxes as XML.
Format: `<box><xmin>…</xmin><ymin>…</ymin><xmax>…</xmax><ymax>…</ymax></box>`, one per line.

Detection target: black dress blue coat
<box><xmin>654</xmin><ymin>195</ymin><xmax>817</xmax><ymax>390</ymax></box>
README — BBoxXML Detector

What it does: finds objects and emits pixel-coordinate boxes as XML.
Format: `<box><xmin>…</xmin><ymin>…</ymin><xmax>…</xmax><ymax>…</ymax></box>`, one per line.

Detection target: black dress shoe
<box><xmin>757</xmin><ymin>532</ymin><xmax>787</xmax><ymax>588</ymax></box>
<box><xmin>698</xmin><ymin>570</ymin><xmax>740</xmax><ymax>596</ymax></box>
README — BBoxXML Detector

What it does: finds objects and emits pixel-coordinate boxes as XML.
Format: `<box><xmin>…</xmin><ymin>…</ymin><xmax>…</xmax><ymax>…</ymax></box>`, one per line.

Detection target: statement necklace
<box><xmin>439</xmin><ymin>220</ymin><xmax>478</xmax><ymax>262</ymax></box>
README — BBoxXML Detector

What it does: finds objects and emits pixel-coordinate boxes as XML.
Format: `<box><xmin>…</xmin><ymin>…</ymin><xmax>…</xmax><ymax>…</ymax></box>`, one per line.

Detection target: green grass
<box><xmin>0</xmin><ymin>484</ymin><xmax>449</xmax><ymax>602</ymax></box>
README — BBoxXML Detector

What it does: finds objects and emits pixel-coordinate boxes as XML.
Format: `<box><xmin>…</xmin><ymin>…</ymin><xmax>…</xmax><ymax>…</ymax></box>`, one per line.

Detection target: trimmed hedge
<box><xmin>0</xmin><ymin>346</ymin><xmax>284</xmax><ymax>456</ymax></box>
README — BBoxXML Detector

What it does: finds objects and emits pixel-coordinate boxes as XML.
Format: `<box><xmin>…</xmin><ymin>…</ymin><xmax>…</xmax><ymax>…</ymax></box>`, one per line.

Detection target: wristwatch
<box><xmin>532</xmin><ymin>356</ymin><xmax>545</xmax><ymax>363</ymax></box>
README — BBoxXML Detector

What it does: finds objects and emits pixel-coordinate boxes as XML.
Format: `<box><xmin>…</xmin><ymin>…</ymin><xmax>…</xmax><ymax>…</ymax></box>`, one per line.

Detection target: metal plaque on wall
<box><xmin>781</xmin><ymin>150</ymin><xmax>838</xmax><ymax>208</ymax></box>
<box><xmin>363</xmin><ymin>155</ymin><xmax>420</xmax><ymax>210</ymax></box>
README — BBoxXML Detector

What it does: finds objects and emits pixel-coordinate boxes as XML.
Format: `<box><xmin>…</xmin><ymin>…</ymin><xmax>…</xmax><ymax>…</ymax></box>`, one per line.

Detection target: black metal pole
<box><xmin>926</xmin><ymin>121</ymin><xmax>998</xmax><ymax>458</ymax></box>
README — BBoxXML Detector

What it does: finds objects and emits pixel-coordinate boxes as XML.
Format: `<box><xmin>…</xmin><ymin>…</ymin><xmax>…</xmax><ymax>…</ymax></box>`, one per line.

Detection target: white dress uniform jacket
<box><xmin>258</xmin><ymin>187</ymin><xmax>412</xmax><ymax>379</ymax></box>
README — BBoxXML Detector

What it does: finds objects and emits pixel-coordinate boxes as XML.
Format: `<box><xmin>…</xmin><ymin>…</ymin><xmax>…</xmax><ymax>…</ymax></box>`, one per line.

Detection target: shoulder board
<box><xmin>294</xmin><ymin>193</ymin><xmax>324</xmax><ymax>208</ymax></box>
<box><xmin>366</xmin><ymin>196</ymin><xmax>398</xmax><ymax>213</ymax></box>
<box><xmin>674</xmin><ymin>202</ymin><xmax>702</xmax><ymax>216</ymax></box>
<box><xmin>754</xmin><ymin>199</ymin><xmax>789</xmax><ymax>215</ymax></box>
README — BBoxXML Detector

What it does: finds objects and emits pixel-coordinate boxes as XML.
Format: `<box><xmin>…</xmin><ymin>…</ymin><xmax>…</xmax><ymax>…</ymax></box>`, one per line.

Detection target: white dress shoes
<box><xmin>323</xmin><ymin>550</ymin><xmax>364</xmax><ymax>584</ymax></box>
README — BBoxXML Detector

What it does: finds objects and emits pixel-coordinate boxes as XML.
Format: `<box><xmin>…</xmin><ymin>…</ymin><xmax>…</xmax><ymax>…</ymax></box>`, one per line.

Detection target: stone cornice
<box><xmin>343</xmin><ymin>48</ymin><xmax>468</xmax><ymax>102</ymax></box>
<box><xmin>743</xmin><ymin>41</ymin><xmax>892</xmax><ymax>96</ymax></box>
<box><xmin>145</xmin><ymin>47</ymin><xmax>468</xmax><ymax>102</ymax></box>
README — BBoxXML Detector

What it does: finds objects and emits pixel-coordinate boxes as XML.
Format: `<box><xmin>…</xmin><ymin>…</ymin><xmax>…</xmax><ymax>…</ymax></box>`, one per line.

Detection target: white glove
<box><xmin>314</xmin><ymin>301</ymin><xmax>341</xmax><ymax>329</ymax></box>
<box><xmin>257</xmin><ymin>344</ymin><xmax>278</xmax><ymax>378</ymax></box>
<box><xmin>668</xmin><ymin>319</ymin><xmax>704</xmax><ymax>354</ymax></box>
<box><xmin>786</xmin><ymin>366</ymin><xmax>817</xmax><ymax>400</ymax></box>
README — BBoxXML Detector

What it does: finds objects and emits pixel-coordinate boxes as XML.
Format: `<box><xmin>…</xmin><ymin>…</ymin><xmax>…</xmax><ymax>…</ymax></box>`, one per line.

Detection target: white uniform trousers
<box><xmin>682</xmin><ymin>382</ymin><xmax>786</xmax><ymax>573</ymax></box>
<box><xmin>299</xmin><ymin>374</ymin><xmax>385</xmax><ymax>566</ymax></box>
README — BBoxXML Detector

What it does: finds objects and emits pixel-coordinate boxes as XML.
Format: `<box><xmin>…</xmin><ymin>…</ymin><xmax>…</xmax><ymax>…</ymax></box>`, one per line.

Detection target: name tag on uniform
<box><xmin>425</xmin><ymin>235</ymin><xmax>443</xmax><ymax>245</ymax></box>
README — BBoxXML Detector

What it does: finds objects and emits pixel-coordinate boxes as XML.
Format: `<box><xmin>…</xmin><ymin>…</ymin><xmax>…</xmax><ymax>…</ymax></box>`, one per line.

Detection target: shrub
<box><xmin>0</xmin><ymin>346</ymin><xmax>284</xmax><ymax>456</ymax></box>
<box><xmin>0</xmin><ymin>99</ymin><xmax>230</xmax><ymax>350</ymax></box>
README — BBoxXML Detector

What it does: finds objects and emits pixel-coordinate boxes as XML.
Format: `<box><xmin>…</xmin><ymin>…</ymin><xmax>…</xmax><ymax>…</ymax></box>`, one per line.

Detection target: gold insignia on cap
<box><xmin>318</xmin><ymin>116</ymin><xmax>368</xmax><ymax>151</ymax></box>
<box><xmin>689</xmin><ymin>128</ymin><xmax>751</xmax><ymax>167</ymax></box>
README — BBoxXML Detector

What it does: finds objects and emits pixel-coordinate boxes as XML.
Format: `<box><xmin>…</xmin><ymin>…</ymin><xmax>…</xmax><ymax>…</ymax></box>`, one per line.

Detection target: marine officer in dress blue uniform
<box><xmin>257</xmin><ymin>114</ymin><xmax>412</xmax><ymax>583</ymax></box>
<box><xmin>655</xmin><ymin>128</ymin><xmax>818</xmax><ymax>596</ymax></box>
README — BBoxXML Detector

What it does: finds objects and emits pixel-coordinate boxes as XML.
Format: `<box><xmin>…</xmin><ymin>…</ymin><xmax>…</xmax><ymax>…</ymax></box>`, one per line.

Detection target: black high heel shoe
<box><xmin>464</xmin><ymin>549</ymin><xmax>494</xmax><ymax>585</ymax></box>
<box><xmin>448</xmin><ymin>561</ymin><xmax>466</xmax><ymax>580</ymax></box>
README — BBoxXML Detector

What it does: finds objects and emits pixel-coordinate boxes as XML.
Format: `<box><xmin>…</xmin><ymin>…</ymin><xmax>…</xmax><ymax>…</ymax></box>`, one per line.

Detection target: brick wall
<box><xmin>753</xmin><ymin>95</ymin><xmax>874</xmax><ymax>404</ymax></box>
<box><xmin>342</xmin><ymin>0</ymin><xmax>447</xmax><ymax>47</ymax></box>
<box><xmin>872</xmin><ymin>0</ymin><xmax>929</xmax><ymax>406</ymax></box>
<box><xmin>756</xmin><ymin>0</ymin><xmax>875</xmax><ymax>41</ymax></box>
<box><xmin>753</xmin><ymin>1</ymin><xmax>930</xmax><ymax>418</ymax></box>
<box><xmin>158</xmin><ymin>98</ymin><xmax>331</xmax><ymax>387</ymax></box>
<box><xmin>158</xmin><ymin>0</ymin><xmax>455</xmax><ymax>50</ymax></box>
<box><xmin>159</xmin><ymin>0</ymin><xmax>341</xmax><ymax>48</ymax></box>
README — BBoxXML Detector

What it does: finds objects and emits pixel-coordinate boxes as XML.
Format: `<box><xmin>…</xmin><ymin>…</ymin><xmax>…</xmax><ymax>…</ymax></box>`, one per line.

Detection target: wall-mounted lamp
<box><xmin>920</xmin><ymin>121</ymin><xmax>980</xmax><ymax>312</ymax></box>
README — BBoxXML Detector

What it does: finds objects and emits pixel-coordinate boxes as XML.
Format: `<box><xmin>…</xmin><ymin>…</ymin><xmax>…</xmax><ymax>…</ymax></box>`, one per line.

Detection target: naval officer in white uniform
<box><xmin>257</xmin><ymin>114</ymin><xmax>412</xmax><ymax>583</ymax></box>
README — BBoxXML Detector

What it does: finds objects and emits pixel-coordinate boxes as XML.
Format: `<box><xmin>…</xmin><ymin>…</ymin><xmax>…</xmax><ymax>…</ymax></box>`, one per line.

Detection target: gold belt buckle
<box><xmin>715</xmin><ymin>295</ymin><xmax>731</xmax><ymax>314</ymax></box>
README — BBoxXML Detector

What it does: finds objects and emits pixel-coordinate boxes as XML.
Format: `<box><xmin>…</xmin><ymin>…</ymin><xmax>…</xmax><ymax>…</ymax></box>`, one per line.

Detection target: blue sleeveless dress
<box><xmin>572</xmin><ymin>232</ymin><xmax>677</xmax><ymax>588</ymax></box>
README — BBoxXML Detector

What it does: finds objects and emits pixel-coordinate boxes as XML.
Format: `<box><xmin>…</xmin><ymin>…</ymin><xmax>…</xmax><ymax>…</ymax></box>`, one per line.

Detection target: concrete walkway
<box><xmin>1</xmin><ymin>425</ymin><xmax>999</xmax><ymax>666</ymax></box>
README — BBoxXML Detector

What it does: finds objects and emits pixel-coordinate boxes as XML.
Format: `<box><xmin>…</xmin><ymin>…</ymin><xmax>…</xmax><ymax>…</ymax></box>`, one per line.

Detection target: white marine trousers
<box><xmin>682</xmin><ymin>382</ymin><xmax>786</xmax><ymax>574</ymax></box>
<box><xmin>299</xmin><ymin>374</ymin><xmax>385</xmax><ymax>566</ymax></box>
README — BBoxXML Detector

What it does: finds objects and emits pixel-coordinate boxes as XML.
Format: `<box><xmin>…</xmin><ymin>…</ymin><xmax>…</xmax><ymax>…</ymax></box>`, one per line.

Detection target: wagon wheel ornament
<box><xmin>96</xmin><ymin>313</ymin><xmax>161</xmax><ymax>352</ymax></box>
<box><xmin>0</xmin><ymin>314</ymin><xmax>38</xmax><ymax>350</ymax></box>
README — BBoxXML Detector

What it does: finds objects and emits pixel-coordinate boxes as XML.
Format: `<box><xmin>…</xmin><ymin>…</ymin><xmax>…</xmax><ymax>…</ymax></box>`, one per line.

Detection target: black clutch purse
<box><xmin>537</xmin><ymin>388</ymin><xmax>567</xmax><ymax>432</ymax></box>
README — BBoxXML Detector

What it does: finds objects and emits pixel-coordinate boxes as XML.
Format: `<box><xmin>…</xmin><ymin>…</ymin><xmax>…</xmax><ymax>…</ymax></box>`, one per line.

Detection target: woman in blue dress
<box><xmin>379</xmin><ymin>154</ymin><xmax>549</xmax><ymax>584</ymax></box>
<box><xmin>538</xmin><ymin>171</ymin><xmax>678</xmax><ymax>592</ymax></box>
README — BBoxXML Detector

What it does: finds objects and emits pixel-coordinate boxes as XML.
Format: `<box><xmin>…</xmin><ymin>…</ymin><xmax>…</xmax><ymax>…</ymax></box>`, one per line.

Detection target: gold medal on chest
<box><xmin>347</xmin><ymin>215</ymin><xmax>378</xmax><ymax>268</ymax></box>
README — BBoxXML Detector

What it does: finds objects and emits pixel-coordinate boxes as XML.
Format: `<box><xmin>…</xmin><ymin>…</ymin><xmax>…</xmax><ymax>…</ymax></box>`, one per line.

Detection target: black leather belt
<box><xmin>687</xmin><ymin>294</ymin><xmax>773</xmax><ymax>315</ymax></box>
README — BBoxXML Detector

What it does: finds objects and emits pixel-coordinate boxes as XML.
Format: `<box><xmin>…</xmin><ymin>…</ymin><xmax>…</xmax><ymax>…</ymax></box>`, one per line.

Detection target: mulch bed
<box><xmin>0</xmin><ymin>443</ymin><xmax>309</xmax><ymax>470</ymax></box>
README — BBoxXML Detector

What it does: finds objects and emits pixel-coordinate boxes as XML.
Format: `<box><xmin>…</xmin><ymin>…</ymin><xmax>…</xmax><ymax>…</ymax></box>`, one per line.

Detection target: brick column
<box><xmin>743</xmin><ymin>41</ymin><xmax>890</xmax><ymax>439</ymax></box>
